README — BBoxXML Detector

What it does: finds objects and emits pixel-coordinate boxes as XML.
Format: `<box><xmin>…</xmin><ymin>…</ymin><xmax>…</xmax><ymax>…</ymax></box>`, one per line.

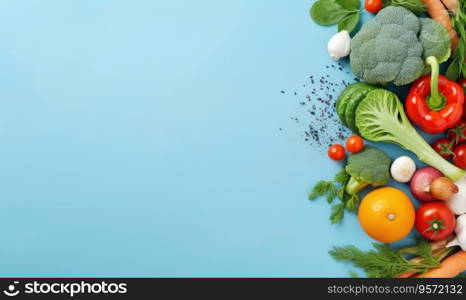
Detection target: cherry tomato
<box><xmin>365</xmin><ymin>0</ymin><xmax>383</xmax><ymax>14</ymax></box>
<box><xmin>346</xmin><ymin>135</ymin><xmax>364</xmax><ymax>153</ymax></box>
<box><xmin>454</xmin><ymin>144</ymin><xmax>466</xmax><ymax>168</ymax></box>
<box><xmin>432</xmin><ymin>138</ymin><xmax>456</xmax><ymax>159</ymax></box>
<box><xmin>447</xmin><ymin>119</ymin><xmax>466</xmax><ymax>145</ymax></box>
<box><xmin>328</xmin><ymin>144</ymin><xmax>346</xmax><ymax>161</ymax></box>
<box><xmin>415</xmin><ymin>202</ymin><xmax>456</xmax><ymax>241</ymax></box>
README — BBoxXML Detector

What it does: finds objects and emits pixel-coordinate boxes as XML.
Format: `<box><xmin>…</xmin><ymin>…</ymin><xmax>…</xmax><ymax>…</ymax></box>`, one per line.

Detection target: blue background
<box><xmin>0</xmin><ymin>0</ymin><xmax>434</xmax><ymax>277</ymax></box>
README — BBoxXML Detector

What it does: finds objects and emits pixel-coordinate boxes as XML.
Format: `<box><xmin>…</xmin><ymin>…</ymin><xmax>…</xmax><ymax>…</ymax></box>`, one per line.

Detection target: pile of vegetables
<box><xmin>310</xmin><ymin>145</ymin><xmax>391</xmax><ymax>223</ymax></box>
<box><xmin>307</xmin><ymin>0</ymin><xmax>466</xmax><ymax>278</ymax></box>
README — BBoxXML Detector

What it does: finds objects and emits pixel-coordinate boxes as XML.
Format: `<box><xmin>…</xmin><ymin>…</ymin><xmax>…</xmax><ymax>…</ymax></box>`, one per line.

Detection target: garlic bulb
<box><xmin>390</xmin><ymin>156</ymin><xmax>416</xmax><ymax>183</ymax></box>
<box><xmin>446</xmin><ymin>176</ymin><xmax>466</xmax><ymax>215</ymax></box>
<box><xmin>327</xmin><ymin>30</ymin><xmax>351</xmax><ymax>61</ymax></box>
<box><xmin>447</xmin><ymin>214</ymin><xmax>466</xmax><ymax>250</ymax></box>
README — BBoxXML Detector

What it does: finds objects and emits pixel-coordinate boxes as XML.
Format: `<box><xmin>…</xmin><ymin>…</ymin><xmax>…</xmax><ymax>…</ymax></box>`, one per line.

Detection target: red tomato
<box><xmin>365</xmin><ymin>0</ymin><xmax>383</xmax><ymax>13</ymax></box>
<box><xmin>432</xmin><ymin>138</ymin><xmax>455</xmax><ymax>159</ymax></box>
<box><xmin>454</xmin><ymin>144</ymin><xmax>466</xmax><ymax>168</ymax></box>
<box><xmin>415</xmin><ymin>202</ymin><xmax>456</xmax><ymax>241</ymax></box>
<box><xmin>447</xmin><ymin>119</ymin><xmax>466</xmax><ymax>145</ymax></box>
<box><xmin>328</xmin><ymin>144</ymin><xmax>345</xmax><ymax>161</ymax></box>
<box><xmin>346</xmin><ymin>135</ymin><xmax>364</xmax><ymax>153</ymax></box>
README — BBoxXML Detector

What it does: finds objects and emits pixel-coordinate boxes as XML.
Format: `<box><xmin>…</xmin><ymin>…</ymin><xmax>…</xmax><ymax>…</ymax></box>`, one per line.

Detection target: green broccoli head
<box><xmin>419</xmin><ymin>18</ymin><xmax>451</xmax><ymax>63</ymax></box>
<box><xmin>345</xmin><ymin>145</ymin><xmax>391</xmax><ymax>188</ymax></box>
<box><xmin>350</xmin><ymin>6</ymin><xmax>450</xmax><ymax>86</ymax></box>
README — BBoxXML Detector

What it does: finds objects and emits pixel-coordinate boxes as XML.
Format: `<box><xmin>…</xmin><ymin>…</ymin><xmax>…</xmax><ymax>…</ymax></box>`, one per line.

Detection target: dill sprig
<box><xmin>329</xmin><ymin>239</ymin><xmax>452</xmax><ymax>278</ymax></box>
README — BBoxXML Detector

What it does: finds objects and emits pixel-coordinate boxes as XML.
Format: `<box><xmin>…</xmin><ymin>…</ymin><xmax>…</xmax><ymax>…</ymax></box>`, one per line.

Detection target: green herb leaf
<box><xmin>345</xmin><ymin>194</ymin><xmax>359</xmax><ymax>212</ymax></box>
<box><xmin>415</xmin><ymin>238</ymin><xmax>433</xmax><ymax>259</ymax></box>
<box><xmin>310</xmin><ymin>0</ymin><xmax>352</xmax><ymax>26</ymax></box>
<box><xmin>329</xmin><ymin>241</ymin><xmax>443</xmax><ymax>278</ymax></box>
<box><xmin>330</xmin><ymin>203</ymin><xmax>345</xmax><ymax>224</ymax></box>
<box><xmin>336</xmin><ymin>185</ymin><xmax>346</xmax><ymax>201</ymax></box>
<box><xmin>308</xmin><ymin>167</ymin><xmax>352</xmax><ymax>222</ymax></box>
<box><xmin>326</xmin><ymin>184</ymin><xmax>337</xmax><ymax>203</ymax></box>
<box><xmin>333</xmin><ymin>169</ymin><xmax>348</xmax><ymax>183</ymax></box>
<box><xmin>447</xmin><ymin>7</ymin><xmax>466</xmax><ymax>81</ymax></box>
<box><xmin>329</xmin><ymin>244</ymin><xmax>411</xmax><ymax>278</ymax></box>
<box><xmin>446</xmin><ymin>58</ymin><xmax>460</xmax><ymax>81</ymax></box>
<box><xmin>349</xmin><ymin>271</ymin><xmax>360</xmax><ymax>278</ymax></box>
<box><xmin>338</xmin><ymin>13</ymin><xmax>359</xmax><ymax>33</ymax></box>
<box><xmin>336</xmin><ymin>0</ymin><xmax>360</xmax><ymax>10</ymax></box>
<box><xmin>308</xmin><ymin>180</ymin><xmax>331</xmax><ymax>200</ymax></box>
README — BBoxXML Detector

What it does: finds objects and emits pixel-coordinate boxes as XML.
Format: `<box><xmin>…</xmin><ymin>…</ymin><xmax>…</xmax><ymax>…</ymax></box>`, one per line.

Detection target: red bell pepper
<box><xmin>406</xmin><ymin>56</ymin><xmax>464</xmax><ymax>134</ymax></box>
<box><xmin>460</xmin><ymin>78</ymin><xmax>466</xmax><ymax>118</ymax></box>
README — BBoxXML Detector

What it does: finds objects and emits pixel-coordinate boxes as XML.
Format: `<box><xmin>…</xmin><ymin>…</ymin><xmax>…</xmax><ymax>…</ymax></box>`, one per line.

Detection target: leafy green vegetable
<box><xmin>309</xmin><ymin>146</ymin><xmax>390</xmax><ymax>224</ymax></box>
<box><xmin>329</xmin><ymin>239</ymin><xmax>448</xmax><ymax>278</ymax></box>
<box><xmin>337</xmin><ymin>83</ymin><xmax>377</xmax><ymax>133</ymax></box>
<box><xmin>309</xmin><ymin>180</ymin><xmax>338</xmax><ymax>204</ymax></box>
<box><xmin>310</xmin><ymin>0</ymin><xmax>360</xmax><ymax>33</ymax></box>
<box><xmin>336</xmin><ymin>0</ymin><xmax>360</xmax><ymax>10</ymax></box>
<box><xmin>382</xmin><ymin>0</ymin><xmax>426</xmax><ymax>15</ymax></box>
<box><xmin>309</xmin><ymin>169</ymin><xmax>348</xmax><ymax>203</ymax></box>
<box><xmin>338</xmin><ymin>13</ymin><xmax>360</xmax><ymax>33</ymax></box>
<box><xmin>330</xmin><ymin>203</ymin><xmax>345</xmax><ymax>224</ymax></box>
<box><xmin>446</xmin><ymin>2</ymin><xmax>466</xmax><ymax>81</ymax></box>
<box><xmin>333</xmin><ymin>169</ymin><xmax>348</xmax><ymax>182</ymax></box>
<box><xmin>446</xmin><ymin>55</ymin><xmax>462</xmax><ymax>81</ymax></box>
<box><xmin>309</xmin><ymin>169</ymin><xmax>351</xmax><ymax>224</ymax></box>
<box><xmin>349</xmin><ymin>271</ymin><xmax>360</xmax><ymax>278</ymax></box>
<box><xmin>355</xmin><ymin>89</ymin><xmax>466</xmax><ymax>181</ymax></box>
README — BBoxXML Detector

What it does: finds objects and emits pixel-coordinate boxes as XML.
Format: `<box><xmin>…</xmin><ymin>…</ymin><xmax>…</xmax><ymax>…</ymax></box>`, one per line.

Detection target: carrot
<box><xmin>440</xmin><ymin>0</ymin><xmax>459</xmax><ymax>12</ymax></box>
<box><xmin>396</xmin><ymin>272</ymin><xmax>415</xmax><ymax>278</ymax></box>
<box><xmin>396</xmin><ymin>256</ymin><xmax>433</xmax><ymax>278</ymax></box>
<box><xmin>395</xmin><ymin>239</ymin><xmax>453</xmax><ymax>278</ymax></box>
<box><xmin>417</xmin><ymin>250</ymin><xmax>466</xmax><ymax>278</ymax></box>
<box><xmin>421</xmin><ymin>0</ymin><xmax>459</xmax><ymax>49</ymax></box>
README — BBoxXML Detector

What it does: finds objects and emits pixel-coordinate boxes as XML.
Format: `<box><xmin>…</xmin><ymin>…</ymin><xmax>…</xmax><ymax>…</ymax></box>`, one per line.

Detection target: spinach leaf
<box><xmin>338</xmin><ymin>13</ymin><xmax>359</xmax><ymax>33</ymax></box>
<box><xmin>310</xmin><ymin>0</ymin><xmax>361</xmax><ymax>33</ymax></box>
<box><xmin>310</xmin><ymin>0</ymin><xmax>352</xmax><ymax>26</ymax></box>
<box><xmin>336</xmin><ymin>0</ymin><xmax>360</xmax><ymax>10</ymax></box>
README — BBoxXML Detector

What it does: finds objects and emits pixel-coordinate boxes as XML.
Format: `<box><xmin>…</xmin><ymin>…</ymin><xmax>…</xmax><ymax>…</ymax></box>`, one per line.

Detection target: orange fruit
<box><xmin>358</xmin><ymin>187</ymin><xmax>415</xmax><ymax>243</ymax></box>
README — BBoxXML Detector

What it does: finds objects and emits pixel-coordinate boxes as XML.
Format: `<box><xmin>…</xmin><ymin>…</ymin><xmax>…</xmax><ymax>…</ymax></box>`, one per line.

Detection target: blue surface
<box><xmin>0</xmin><ymin>1</ymin><xmax>437</xmax><ymax>277</ymax></box>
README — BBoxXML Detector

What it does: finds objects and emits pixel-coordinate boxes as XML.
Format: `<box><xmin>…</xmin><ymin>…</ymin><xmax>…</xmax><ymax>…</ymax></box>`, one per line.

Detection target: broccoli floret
<box><xmin>350</xmin><ymin>6</ymin><xmax>451</xmax><ymax>86</ymax></box>
<box><xmin>419</xmin><ymin>18</ymin><xmax>451</xmax><ymax>63</ymax></box>
<box><xmin>345</xmin><ymin>146</ymin><xmax>391</xmax><ymax>195</ymax></box>
<box><xmin>308</xmin><ymin>145</ymin><xmax>391</xmax><ymax>223</ymax></box>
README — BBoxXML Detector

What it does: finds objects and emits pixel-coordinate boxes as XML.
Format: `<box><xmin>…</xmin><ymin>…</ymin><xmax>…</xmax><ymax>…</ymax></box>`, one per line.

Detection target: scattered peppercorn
<box><xmin>281</xmin><ymin>62</ymin><xmax>357</xmax><ymax>152</ymax></box>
